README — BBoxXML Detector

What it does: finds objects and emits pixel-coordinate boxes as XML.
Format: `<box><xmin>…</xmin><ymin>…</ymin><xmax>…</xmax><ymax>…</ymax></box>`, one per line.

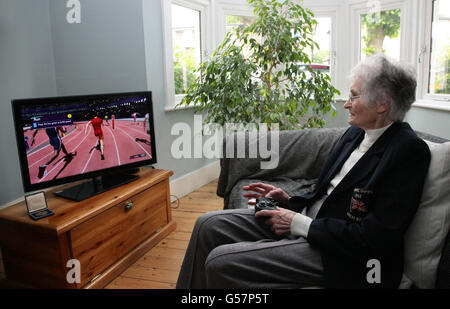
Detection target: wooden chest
<box><xmin>0</xmin><ymin>168</ymin><xmax>175</xmax><ymax>289</ymax></box>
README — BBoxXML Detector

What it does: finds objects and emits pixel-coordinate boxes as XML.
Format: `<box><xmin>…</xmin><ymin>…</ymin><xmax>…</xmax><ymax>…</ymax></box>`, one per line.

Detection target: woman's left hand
<box><xmin>255</xmin><ymin>207</ymin><xmax>297</xmax><ymax>236</ymax></box>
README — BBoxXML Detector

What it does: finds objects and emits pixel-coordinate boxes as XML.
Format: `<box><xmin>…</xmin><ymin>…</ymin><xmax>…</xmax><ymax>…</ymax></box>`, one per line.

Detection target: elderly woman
<box><xmin>176</xmin><ymin>54</ymin><xmax>431</xmax><ymax>289</ymax></box>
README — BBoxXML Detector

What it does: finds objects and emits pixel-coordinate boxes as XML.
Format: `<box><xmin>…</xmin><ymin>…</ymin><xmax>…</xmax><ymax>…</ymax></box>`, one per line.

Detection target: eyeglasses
<box><xmin>348</xmin><ymin>94</ymin><xmax>361</xmax><ymax>102</ymax></box>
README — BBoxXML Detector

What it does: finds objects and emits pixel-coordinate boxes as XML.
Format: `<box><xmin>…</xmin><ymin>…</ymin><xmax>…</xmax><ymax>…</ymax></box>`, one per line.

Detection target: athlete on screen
<box><xmin>144</xmin><ymin>113</ymin><xmax>149</xmax><ymax>134</ymax></box>
<box><xmin>85</xmin><ymin>115</ymin><xmax>105</xmax><ymax>160</ymax></box>
<box><xmin>31</xmin><ymin>126</ymin><xmax>77</xmax><ymax>179</ymax></box>
<box><xmin>132</xmin><ymin>112</ymin><xmax>139</xmax><ymax>125</ymax></box>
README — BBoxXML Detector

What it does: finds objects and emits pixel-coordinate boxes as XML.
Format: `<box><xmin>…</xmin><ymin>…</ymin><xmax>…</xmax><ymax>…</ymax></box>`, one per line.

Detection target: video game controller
<box><xmin>254</xmin><ymin>197</ymin><xmax>280</xmax><ymax>213</ymax></box>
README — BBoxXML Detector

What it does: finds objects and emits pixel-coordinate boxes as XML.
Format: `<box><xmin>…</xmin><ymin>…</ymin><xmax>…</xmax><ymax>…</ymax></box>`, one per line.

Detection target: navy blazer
<box><xmin>288</xmin><ymin>122</ymin><xmax>431</xmax><ymax>288</ymax></box>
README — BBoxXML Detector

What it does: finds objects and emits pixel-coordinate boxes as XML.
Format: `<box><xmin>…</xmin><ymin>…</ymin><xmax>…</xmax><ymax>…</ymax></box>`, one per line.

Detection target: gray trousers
<box><xmin>176</xmin><ymin>208</ymin><xmax>324</xmax><ymax>289</ymax></box>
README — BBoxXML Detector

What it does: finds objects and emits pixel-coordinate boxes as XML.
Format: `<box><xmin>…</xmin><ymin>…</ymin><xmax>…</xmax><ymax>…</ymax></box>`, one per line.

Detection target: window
<box><xmin>225</xmin><ymin>15</ymin><xmax>257</xmax><ymax>59</ymax></box>
<box><xmin>304</xmin><ymin>9</ymin><xmax>338</xmax><ymax>86</ymax></box>
<box><xmin>225</xmin><ymin>15</ymin><xmax>256</xmax><ymax>35</ymax></box>
<box><xmin>416</xmin><ymin>0</ymin><xmax>450</xmax><ymax>102</ymax></box>
<box><xmin>350</xmin><ymin>1</ymin><xmax>407</xmax><ymax>70</ymax></box>
<box><xmin>360</xmin><ymin>8</ymin><xmax>402</xmax><ymax>61</ymax></box>
<box><xmin>428</xmin><ymin>0</ymin><xmax>450</xmax><ymax>96</ymax></box>
<box><xmin>304</xmin><ymin>16</ymin><xmax>333</xmax><ymax>78</ymax></box>
<box><xmin>172</xmin><ymin>4</ymin><xmax>202</xmax><ymax>95</ymax></box>
<box><xmin>218</xmin><ymin>5</ymin><xmax>337</xmax><ymax>85</ymax></box>
<box><xmin>161</xmin><ymin>0</ymin><xmax>210</xmax><ymax>109</ymax></box>
<box><xmin>215</xmin><ymin>0</ymin><xmax>254</xmax><ymax>48</ymax></box>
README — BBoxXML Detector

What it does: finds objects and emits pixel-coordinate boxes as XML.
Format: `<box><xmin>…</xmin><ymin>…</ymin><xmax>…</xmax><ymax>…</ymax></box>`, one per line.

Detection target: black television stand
<box><xmin>54</xmin><ymin>172</ymin><xmax>139</xmax><ymax>202</ymax></box>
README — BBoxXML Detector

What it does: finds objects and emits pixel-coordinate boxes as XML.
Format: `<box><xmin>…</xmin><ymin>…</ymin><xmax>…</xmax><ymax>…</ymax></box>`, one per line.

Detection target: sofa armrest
<box><xmin>217</xmin><ymin>127</ymin><xmax>347</xmax><ymax>204</ymax></box>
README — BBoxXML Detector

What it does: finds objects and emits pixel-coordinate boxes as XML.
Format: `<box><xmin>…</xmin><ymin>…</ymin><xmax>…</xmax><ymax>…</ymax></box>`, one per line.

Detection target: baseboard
<box><xmin>169</xmin><ymin>160</ymin><xmax>220</xmax><ymax>202</ymax></box>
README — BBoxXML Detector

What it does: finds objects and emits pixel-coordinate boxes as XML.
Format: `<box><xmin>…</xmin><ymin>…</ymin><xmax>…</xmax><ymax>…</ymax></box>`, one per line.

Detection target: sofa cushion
<box><xmin>402</xmin><ymin>141</ymin><xmax>450</xmax><ymax>288</ymax></box>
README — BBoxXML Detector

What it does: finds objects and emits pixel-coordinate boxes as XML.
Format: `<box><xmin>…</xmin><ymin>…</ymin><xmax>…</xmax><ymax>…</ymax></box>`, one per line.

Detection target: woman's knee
<box><xmin>194</xmin><ymin>210</ymin><xmax>226</xmax><ymax>234</ymax></box>
<box><xmin>204</xmin><ymin>245</ymin><xmax>235</xmax><ymax>288</ymax></box>
<box><xmin>194</xmin><ymin>209</ymin><xmax>252</xmax><ymax>235</ymax></box>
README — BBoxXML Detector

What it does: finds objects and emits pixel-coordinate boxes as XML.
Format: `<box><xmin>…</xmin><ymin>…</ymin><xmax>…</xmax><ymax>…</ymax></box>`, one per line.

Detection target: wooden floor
<box><xmin>104</xmin><ymin>178</ymin><xmax>223</xmax><ymax>289</ymax></box>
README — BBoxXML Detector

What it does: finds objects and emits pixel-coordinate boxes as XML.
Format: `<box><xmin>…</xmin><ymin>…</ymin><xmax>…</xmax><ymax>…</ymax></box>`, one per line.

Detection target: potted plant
<box><xmin>178</xmin><ymin>0</ymin><xmax>340</xmax><ymax>130</ymax></box>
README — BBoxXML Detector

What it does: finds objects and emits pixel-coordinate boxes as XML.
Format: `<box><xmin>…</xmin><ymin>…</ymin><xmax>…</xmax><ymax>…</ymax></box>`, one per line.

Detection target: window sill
<box><xmin>164</xmin><ymin>104</ymin><xmax>197</xmax><ymax>112</ymax></box>
<box><xmin>335</xmin><ymin>98</ymin><xmax>450</xmax><ymax>113</ymax></box>
<box><xmin>412</xmin><ymin>99</ymin><xmax>450</xmax><ymax>112</ymax></box>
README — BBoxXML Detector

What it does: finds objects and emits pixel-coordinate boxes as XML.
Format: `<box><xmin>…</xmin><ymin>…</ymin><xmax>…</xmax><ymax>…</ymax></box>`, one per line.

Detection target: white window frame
<box><xmin>308</xmin><ymin>7</ymin><xmax>339</xmax><ymax>88</ymax></box>
<box><xmin>349</xmin><ymin>0</ymin><xmax>409</xmax><ymax>70</ymax></box>
<box><xmin>416</xmin><ymin>0</ymin><xmax>450</xmax><ymax>104</ymax></box>
<box><xmin>215</xmin><ymin>0</ymin><xmax>254</xmax><ymax>48</ymax></box>
<box><xmin>161</xmin><ymin>0</ymin><xmax>211</xmax><ymax>110</ymax></box>
<box><xmin>215</xmin><ymin>1</ymin><xmax>338</xmax><ymax>87</ymax></box>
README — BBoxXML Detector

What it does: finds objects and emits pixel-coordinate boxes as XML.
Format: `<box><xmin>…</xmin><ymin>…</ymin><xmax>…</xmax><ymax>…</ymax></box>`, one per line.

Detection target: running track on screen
<box><xmin>25</xmin><ymin>119</ymin><xmax>152</xmax><ymax>185</ymax></box>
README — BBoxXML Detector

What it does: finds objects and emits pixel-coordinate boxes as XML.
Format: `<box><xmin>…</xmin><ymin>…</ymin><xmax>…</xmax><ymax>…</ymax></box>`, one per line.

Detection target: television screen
<box><xmin>12</xmin><ymin>91</ymin><xmax>157</xmax><ymax>195</ymax></box>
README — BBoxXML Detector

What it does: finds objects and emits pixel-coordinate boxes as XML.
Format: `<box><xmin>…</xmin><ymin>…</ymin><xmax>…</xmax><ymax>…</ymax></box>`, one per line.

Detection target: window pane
<box><xmin>360</xmin><ymin>9</ymin><xmax>401</xmax><ymax>61</ymax></box>
<box><xmin>225</xmin><ymin>15</ymin><xmax>257</xmax><ymax>59</ymax></box>
<box><xmin>300</xmin><ymin>17</ymin><xmax>332</xmax><ymax>77</ymax></box>
<box><xmin>429</xmin><ymin>0</ymin><xmax>450</xmax><ymax>95</ymax></box>
<box><xmin>310</xmin><ymin>17</ymin><xmax>331</xmax><ymax>75</ymax></box>
<box><xmin>225</xmin><ymin>15</ymin><xmax>256</xmax><ymax>34</ymax></box>
<box><xmin>172</xmin><ymin>4</ymin><xmax>201</xmax><ymax>95</ymax></box>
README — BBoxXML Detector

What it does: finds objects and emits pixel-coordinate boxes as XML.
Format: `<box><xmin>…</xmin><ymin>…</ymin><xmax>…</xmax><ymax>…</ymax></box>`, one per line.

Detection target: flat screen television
<box><xmin>12</xmin><ymin>91</ymin><xmax>157</xmax><ymax>201</ymax></box>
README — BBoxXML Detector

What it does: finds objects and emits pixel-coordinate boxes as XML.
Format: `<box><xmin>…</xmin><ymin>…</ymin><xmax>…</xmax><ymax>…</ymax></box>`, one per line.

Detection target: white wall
<box><xmin>0</xmin><ymin>0</ymin><xmax>218</xmax><ymax>207</ymax></box>
<box><xmin>0</xmin><ymin>0</ymin><xmax>57</xmax><ymax>206</ymax></box>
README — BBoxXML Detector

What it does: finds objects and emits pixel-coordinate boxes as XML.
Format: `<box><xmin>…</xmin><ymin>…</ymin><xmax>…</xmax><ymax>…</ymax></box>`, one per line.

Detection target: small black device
<box><xmin>254</xmin><ymin>197</ymin><xmax>280</xmax><ymax>213</ymax></box>
<box><xmin>25</xmin><ymin>191</ymin><xmax>54</xmax><ymax>220</ymax></box>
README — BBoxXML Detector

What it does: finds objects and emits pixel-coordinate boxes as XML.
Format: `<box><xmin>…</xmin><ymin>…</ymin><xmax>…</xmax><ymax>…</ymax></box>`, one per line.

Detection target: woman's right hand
<box><xmin>242</xmin><ymin>182</ymin><xmax>290</xmax><ymax>207</ymax></box>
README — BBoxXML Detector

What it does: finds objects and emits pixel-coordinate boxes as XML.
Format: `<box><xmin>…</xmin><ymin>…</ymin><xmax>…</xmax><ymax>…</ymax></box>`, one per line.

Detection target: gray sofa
<box><xmin>217</xmin><ymin>127</ymin><xmax>450</xmax><ymax>288</ymax></box>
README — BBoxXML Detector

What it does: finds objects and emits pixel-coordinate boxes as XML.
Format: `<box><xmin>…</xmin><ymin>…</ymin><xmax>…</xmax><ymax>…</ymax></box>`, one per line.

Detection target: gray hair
<box><xmin>349</xmin><ymin>54</ymin><xmax>417</xmax><ymax>122</ymax></box>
